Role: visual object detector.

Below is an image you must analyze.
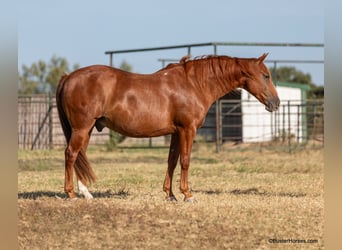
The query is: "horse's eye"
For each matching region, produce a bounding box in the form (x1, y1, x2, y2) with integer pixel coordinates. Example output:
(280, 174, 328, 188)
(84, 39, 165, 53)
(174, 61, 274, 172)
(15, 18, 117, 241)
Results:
(263, 74, 270, 80)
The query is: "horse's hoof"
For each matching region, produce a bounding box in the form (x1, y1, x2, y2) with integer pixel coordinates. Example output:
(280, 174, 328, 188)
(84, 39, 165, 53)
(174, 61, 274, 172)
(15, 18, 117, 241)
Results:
(85, 195, 94, 199)
(166, 196, 178, 202)
(184, 197, 196, 203)
(78, 180, 94, 199)
(81, 193, 94, 199)
(67, 191, 77, 199)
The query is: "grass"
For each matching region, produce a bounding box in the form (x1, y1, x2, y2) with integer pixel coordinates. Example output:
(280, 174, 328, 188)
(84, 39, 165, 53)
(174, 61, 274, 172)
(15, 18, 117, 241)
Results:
(18, 143, 324, 249)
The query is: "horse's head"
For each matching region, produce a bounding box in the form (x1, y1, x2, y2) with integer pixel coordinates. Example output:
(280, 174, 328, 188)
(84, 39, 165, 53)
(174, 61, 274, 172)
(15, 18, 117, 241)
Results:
(239, 53, 280, 112)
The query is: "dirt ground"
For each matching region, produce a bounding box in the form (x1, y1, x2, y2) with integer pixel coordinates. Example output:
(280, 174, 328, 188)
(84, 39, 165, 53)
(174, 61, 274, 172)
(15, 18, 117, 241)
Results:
(18, 144, 324, 249)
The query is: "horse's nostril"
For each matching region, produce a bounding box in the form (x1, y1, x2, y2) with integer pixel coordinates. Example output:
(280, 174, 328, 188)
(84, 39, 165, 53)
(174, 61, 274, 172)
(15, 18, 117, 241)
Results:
(265, 97, 280, 112)
(272, 97, 280, 108)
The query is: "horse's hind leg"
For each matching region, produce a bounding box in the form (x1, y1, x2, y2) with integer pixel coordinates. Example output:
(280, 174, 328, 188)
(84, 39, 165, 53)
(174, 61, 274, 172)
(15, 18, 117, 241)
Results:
(163, 133, 180, 201)
(76, 128, 94, 199)
(64, 129, 91, 199)
(77, 179, 93, 199)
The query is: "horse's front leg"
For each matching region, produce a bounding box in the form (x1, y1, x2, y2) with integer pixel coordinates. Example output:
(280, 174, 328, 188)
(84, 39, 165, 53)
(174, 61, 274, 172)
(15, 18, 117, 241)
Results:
(179, 127, 196, 202)
(163, 133, 180, 201)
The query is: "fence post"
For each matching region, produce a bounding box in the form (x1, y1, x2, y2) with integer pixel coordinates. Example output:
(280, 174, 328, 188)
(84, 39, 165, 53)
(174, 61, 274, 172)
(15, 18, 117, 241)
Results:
(282, 105, 286, 142)
(297, 105, 300, 143)
(287, 101, 291, 153)
(215, 100, 220, 153)
(48, 93, 53, 149)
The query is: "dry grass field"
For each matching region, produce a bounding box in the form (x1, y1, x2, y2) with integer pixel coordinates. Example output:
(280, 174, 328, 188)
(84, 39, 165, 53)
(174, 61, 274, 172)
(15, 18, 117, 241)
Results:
(18, 143, 324, 249)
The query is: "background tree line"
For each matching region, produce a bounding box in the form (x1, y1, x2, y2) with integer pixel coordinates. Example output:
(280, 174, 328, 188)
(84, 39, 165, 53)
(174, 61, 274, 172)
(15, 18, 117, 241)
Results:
(269, 66, 324, 99)
(18, 55, 80, 95)
(18, 55, 323, 99)
(18, 56, 132, 95)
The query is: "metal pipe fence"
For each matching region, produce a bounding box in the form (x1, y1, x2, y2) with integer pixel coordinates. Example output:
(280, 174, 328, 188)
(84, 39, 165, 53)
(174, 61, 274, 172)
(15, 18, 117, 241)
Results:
(18, 94, 323, 151)
(212, 99, 324, 152)
(105, 41, 323, 67)
(18, 95, 111, 150)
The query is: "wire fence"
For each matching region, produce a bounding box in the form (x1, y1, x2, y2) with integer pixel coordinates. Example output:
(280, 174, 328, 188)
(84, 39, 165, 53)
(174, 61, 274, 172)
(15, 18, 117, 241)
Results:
(18, 94, 323, 151)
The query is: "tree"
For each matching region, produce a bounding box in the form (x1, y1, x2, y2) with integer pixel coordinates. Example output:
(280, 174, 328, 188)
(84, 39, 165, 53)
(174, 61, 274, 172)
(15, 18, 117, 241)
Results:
(119, 60, 133, 72)
(18, 55, 79, 95)
(270, 66, 312, 84)
(270, 66, 323, 99)
(309, 85, 324, 99)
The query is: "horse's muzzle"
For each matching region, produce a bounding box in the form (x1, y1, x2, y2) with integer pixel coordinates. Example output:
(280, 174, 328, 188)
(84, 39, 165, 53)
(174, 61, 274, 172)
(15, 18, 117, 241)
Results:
(265, 97, 280, 112)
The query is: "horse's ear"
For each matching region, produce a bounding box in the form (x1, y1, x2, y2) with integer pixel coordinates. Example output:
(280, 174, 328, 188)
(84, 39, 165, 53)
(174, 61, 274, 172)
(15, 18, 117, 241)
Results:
(257, 53, 268, 63)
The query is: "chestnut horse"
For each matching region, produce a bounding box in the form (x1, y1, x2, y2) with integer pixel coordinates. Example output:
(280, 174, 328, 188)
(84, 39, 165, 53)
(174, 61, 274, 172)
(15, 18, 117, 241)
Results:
(56, 53, 279, 201)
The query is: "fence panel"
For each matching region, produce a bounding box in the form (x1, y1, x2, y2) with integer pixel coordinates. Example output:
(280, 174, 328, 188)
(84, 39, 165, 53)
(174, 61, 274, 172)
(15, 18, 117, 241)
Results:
(216, 99, 324, 151)
(18, 95, 111, 149)
(18, 95, 51, 150)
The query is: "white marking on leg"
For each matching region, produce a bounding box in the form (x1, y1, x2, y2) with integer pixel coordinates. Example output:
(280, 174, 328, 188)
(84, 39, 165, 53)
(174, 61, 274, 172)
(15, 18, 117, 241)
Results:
(77, 180, 93, 199)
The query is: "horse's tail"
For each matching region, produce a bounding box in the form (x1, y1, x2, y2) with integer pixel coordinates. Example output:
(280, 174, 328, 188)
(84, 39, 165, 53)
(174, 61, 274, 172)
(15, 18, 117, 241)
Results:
(56, 73, 72, 143)
(56, 74, 96, 184)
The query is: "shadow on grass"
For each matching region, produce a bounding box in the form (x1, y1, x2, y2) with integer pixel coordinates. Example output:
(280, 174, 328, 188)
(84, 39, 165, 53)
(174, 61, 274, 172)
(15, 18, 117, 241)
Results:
(192, 188, 306, 198)
(18, 189, 130, 200)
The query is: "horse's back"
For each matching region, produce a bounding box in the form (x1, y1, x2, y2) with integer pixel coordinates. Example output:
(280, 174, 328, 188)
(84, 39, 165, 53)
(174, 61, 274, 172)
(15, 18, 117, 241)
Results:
(60, 65, 125, 103)
(59, 65, 119, 123)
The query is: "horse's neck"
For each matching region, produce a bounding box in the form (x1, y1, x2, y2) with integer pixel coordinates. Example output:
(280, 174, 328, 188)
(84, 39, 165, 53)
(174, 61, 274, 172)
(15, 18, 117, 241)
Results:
(186, 58, 242, 104)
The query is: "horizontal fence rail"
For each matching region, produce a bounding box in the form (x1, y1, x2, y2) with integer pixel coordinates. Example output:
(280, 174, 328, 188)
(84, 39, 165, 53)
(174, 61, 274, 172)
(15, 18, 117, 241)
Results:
(105, 41, 324, 67)
(18, 94, 323, 151)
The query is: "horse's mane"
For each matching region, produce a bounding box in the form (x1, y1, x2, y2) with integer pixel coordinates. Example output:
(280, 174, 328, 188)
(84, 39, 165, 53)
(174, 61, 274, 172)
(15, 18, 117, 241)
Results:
(157, 55, 192, 72)
(159, 55, 231, 70)
(159, 55, 254, 90)
(182, 55, 243, 88)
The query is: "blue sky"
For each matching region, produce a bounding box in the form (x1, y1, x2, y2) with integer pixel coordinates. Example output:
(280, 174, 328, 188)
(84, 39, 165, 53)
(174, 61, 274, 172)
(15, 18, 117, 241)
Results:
(18, 0, 324, 85)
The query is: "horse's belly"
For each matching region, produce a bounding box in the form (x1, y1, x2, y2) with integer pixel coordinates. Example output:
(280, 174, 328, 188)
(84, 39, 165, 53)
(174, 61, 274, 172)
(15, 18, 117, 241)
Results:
(101, 113, 176, 138)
